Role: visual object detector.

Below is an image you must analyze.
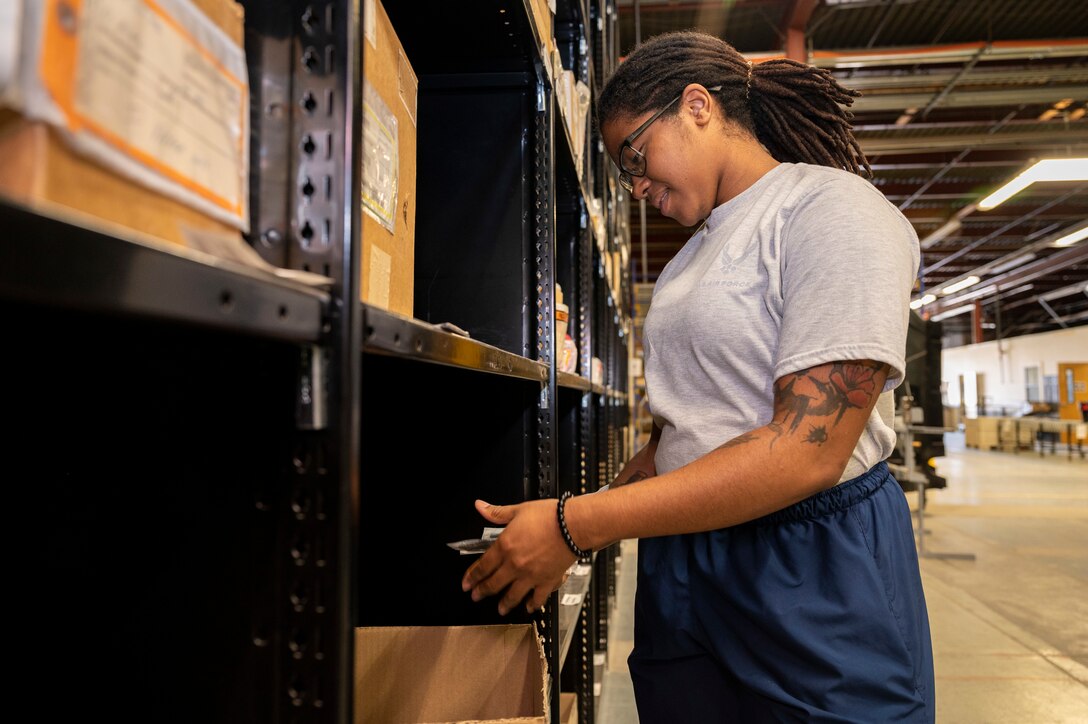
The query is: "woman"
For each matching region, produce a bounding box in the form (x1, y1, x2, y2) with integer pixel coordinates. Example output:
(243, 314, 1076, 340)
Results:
(463, 31, 933, 722)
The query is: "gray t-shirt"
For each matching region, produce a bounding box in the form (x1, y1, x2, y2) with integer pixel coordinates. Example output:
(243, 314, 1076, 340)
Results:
(643, 162, 920, 482)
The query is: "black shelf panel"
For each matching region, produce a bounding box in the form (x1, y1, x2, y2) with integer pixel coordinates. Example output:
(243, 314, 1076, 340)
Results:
(0, 201, 327, 342)
(363, 303, 549, 383)
(384, 0, 542, 74)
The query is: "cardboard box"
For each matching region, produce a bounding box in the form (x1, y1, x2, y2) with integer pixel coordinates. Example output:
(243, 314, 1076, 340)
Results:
(360, 1, 417, 316)
(355, 625, 549, 724)
(559, 692, 577, 724)
(530, 0, 554, 54)
(0, 0, 248, 247)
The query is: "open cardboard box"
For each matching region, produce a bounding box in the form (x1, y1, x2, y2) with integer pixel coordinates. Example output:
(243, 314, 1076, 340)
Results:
(355, 625, 549, 723)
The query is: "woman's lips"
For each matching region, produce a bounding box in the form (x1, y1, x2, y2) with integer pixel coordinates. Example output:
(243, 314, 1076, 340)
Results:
(656, 189, 669, 214)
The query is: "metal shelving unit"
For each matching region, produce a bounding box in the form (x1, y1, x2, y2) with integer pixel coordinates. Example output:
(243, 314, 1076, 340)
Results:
(0, 201, 328, 342)
(2, 0, 627, 721)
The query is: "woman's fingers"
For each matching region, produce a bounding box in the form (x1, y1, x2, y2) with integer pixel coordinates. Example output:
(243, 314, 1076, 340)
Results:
(462, 548, 501, 593)
(525, 585, 552, 613)
(498, 581, 533, 616)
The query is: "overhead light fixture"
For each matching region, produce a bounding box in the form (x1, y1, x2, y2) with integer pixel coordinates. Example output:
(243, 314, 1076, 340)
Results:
(909, 293, 936, 310)
(920, 218, 962, 249)
(940, 275, 981, 295)
(943, 284, 996, 306)
(978, 158, 1088, 210)
(946, 282, 1037, 308)
(1052, 225, 1088, 247)
(987, 252, 1036, 275)
(930, 304, 976, 322)
(1040, 281, 1088, 302)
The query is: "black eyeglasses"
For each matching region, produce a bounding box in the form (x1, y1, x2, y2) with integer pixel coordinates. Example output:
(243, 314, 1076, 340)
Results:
(616, 86, 721, 193)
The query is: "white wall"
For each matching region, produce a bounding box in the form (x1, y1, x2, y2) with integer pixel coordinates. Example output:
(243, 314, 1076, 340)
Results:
(942, 326, 1088, 416)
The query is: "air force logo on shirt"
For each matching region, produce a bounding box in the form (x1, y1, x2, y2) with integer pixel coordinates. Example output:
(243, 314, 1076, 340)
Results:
(700, 237, 757, 289)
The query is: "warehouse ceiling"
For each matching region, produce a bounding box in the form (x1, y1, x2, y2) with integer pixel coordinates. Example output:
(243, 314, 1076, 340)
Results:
(618, 0, 1088, 345)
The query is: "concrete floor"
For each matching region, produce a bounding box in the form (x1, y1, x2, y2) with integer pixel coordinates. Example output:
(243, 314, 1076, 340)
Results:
(597, 433, 1088, 723)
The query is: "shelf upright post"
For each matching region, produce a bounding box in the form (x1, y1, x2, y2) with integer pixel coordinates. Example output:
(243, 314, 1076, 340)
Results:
(531, 59, 563, 722)
(246, 0, 363, 720)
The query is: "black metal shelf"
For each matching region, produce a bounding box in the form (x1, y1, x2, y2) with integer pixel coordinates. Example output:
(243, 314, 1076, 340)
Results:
(386, 1, 542, 74)
(0, 199, 327, 342)
(363, 303, 549, 383)
(559, 371, 593, 390)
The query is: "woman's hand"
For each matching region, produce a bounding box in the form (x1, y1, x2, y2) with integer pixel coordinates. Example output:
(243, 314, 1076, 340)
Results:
(461, 499, 577, 616)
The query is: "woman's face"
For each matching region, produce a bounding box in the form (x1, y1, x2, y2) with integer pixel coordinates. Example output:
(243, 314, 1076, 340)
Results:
(601, 84, 776, 226)
(601, 88, 723, 227)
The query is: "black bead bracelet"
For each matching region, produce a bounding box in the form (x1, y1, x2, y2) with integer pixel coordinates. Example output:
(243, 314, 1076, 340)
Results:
(557, 491, 591, 560)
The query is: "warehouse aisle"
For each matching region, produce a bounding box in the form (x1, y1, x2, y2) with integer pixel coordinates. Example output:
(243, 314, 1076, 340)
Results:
(597, 433, 1087, 723)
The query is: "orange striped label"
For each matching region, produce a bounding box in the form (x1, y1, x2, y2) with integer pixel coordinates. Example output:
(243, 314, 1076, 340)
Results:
(39, 0, 246, 219)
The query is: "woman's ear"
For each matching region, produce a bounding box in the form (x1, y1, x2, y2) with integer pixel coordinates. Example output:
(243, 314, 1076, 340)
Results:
(682, 83, 715, 127)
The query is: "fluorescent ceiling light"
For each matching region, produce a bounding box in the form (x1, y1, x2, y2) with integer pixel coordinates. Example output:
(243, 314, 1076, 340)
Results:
(987, 252, 1036, 275)
(943, 284, 996, 306)
(919, 218, 961, 249)
(978, 158, 1088, 210)
(1053, 225, 1088, 247)
(1040, 281, 1088, 302)
(946, 282, 1037, 308)
(940, 275, 981, 295)
(931, 304, 976, 322)
(909, 293, 936, 310)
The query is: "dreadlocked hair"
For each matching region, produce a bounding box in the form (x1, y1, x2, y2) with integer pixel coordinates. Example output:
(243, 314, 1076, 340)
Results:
(598, 31, 870, 177)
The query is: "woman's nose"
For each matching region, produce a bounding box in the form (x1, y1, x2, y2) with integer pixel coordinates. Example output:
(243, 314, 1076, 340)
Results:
(631, 175, 652, 200)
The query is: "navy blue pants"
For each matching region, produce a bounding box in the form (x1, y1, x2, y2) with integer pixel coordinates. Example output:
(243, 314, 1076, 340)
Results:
(629, 462, 934, 723)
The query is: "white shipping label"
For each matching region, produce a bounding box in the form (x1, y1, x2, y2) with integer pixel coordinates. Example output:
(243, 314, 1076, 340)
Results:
(361, 81, 398, 233)
(561, 593, 583, 606)
(72, 0, 245, 216)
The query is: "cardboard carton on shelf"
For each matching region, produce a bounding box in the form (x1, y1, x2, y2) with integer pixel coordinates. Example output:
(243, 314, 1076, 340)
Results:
(0, 0, 249, 249)
(355, 624, 549, 724)
(530, 0, 555, 55)
(360, 0, 417, 316)
(560, 692, 577, 724)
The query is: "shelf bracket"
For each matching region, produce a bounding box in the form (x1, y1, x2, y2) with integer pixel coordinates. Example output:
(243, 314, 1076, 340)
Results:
(296, 344, 328, 430)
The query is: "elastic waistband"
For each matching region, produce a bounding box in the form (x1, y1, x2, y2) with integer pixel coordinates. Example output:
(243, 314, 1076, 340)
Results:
(748, 461, 891, 526)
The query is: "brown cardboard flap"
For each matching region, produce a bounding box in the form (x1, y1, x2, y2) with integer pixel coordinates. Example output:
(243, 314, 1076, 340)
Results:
(356, 625, 547, 724)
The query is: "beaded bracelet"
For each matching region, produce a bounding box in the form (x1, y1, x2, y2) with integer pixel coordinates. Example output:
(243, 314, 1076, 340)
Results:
(557, 491, 591, 560)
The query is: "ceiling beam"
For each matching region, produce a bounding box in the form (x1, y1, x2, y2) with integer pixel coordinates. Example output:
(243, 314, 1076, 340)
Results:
(783, 0, 819, 61)
(790, 39, 1088, 68)
(858, 128, 1088, 153)
(841, 66, 1088, 91)
(851, 85, 1088, 112)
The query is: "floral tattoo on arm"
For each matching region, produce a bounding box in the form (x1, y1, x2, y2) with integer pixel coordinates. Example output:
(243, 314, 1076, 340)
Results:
(771, 361, 885, 447)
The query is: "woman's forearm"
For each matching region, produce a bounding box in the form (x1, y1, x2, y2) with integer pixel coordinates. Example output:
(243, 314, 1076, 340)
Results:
(567, 361, 888, 550)
(566, 421, 842, 550)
